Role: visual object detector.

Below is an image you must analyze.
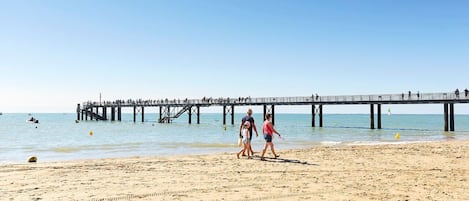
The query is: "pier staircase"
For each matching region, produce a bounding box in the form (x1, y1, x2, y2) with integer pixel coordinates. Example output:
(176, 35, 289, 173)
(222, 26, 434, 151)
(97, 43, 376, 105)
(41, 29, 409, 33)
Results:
(158, 105, 192, 123)
(83, 109, 106, 121)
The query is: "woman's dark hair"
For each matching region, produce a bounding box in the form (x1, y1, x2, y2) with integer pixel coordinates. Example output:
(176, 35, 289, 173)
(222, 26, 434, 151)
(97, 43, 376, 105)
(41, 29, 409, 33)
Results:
(265, 113, 271, 119)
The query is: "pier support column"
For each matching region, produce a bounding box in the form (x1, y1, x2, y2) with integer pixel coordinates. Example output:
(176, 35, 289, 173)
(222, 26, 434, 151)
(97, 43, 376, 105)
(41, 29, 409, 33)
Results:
(231, 105, 235, 125)
(377, 104, 382, 129)
(223, 105, 227, 125)
(370, 104, 375, 129)
(159, 106, 162, 122)
(197, 106, 200, 124)
(117, 107, 122, 121)
(141, 107, 144, 122)
(271, 105, 275, 125)
(76, 104, 80, 121)
(262, 105, 275, 125)
(188, 106, 192, 124)
(90, 108, 94, 121)
(95, 107, 99, 121)
(81, 110, 84, 121)
(444, 103, 449, 131)
(89, 108, 93, 121)
(450, 103, 455, 131)
(85, 108, 89, 120)
(311, 105, 316, 127)
(223, 105, 235, 125)
(133, 106, 136, 123)
(319, 105, 323, 127)
(166, 106, 171, 123)
(111, 107, 115, 121)
(103, 107, 107, 120)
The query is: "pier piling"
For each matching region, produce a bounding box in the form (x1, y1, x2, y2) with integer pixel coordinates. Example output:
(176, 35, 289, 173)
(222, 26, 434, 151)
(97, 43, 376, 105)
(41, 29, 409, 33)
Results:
(117, 107, 122, 121)
(76, 104, 80, 121)
(377, 104, 382, 129)
(196, 106, 200, 124)
(370, 104, 375, 129)
(159, 106, 162, 122)
(231, 105, 235, 125)
(141, 107, 144, 122)
(223, 106, 226, 125)
(103, 107, 107, 120)
(111, 107, 115, 121)
(188, 106, 192, 124)
(311, 104, 316, 127)
(319, 105, 323, 127)
(450, 103, 455, 131)
(263, 105, 275, 125)
(444, 103, 449, 131)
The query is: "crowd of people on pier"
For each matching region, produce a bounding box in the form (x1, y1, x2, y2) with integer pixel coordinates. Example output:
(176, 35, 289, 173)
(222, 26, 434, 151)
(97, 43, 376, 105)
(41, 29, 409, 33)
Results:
(454, 88, 469, 98)
(83, 89, 469, 108)
(84, 96, 255, 107)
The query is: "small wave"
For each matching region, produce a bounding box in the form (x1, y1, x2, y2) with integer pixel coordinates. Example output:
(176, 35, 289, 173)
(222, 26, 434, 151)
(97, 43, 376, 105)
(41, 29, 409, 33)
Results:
(189, 143, 234, 148)
(319, 141, 343, 146)
(53, 147, 81, 153)
(159, 142, 235, 148)
(345, 140, 436, 146)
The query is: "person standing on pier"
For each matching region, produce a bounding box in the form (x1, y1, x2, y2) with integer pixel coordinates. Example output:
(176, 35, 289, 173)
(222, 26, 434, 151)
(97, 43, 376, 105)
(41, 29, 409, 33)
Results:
(455, 89, 460, 98)
(465, 88, 468, 98)
(239, 109, 259, 156)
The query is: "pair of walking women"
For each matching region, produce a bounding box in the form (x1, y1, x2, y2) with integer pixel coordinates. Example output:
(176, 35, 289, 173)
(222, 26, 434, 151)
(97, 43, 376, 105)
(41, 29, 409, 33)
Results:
(237, 109, 281, 160)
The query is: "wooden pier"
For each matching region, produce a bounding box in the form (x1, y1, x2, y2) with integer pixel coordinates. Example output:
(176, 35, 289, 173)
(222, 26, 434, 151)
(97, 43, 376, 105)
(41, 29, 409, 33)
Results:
(77, 92, 469, 131)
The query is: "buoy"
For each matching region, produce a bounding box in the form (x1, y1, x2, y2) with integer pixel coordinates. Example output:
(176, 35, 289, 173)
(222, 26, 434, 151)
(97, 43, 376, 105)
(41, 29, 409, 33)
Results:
(28, 156, 37, 163)
(89, 130, 93, 136)
(395, 132, 400, 140)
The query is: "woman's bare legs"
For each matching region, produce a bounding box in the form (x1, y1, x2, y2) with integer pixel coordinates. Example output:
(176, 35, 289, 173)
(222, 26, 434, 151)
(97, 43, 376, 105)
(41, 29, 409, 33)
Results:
(246, 143, 252, 159)
(237, 146, 246, 159)
(261, 143, 269, 160)
(269, 142, 279, 158)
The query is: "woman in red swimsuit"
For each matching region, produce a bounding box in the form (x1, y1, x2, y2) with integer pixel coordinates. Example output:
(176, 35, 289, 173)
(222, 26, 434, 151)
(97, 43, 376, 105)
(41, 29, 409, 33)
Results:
(261, 113, 281, 161)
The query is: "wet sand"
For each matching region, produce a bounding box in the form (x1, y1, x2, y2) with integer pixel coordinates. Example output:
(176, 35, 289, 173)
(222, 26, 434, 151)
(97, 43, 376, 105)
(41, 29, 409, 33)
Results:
(1, 140, 468, 201)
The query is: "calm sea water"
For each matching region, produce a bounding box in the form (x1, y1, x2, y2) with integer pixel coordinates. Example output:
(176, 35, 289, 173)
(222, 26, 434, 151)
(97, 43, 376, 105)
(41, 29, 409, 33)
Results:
(1, 113, 468, 163)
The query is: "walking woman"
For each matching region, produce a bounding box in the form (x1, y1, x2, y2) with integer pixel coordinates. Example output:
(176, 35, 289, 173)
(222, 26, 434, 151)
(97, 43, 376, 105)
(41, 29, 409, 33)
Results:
(261, 113, 281, 161)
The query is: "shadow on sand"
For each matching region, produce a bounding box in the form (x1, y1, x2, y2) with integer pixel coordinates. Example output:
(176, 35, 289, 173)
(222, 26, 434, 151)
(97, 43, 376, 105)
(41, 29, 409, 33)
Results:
(251, 155, 319, 166)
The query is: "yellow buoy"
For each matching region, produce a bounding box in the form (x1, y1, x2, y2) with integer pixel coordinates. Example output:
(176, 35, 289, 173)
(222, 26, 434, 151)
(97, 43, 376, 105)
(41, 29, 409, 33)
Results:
(395, 132, 400, 140)
(89, 130, 93, 136)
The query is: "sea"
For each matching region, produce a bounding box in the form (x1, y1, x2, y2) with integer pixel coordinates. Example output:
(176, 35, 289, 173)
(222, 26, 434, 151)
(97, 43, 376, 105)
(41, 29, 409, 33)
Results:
(1, 113, 468, 164)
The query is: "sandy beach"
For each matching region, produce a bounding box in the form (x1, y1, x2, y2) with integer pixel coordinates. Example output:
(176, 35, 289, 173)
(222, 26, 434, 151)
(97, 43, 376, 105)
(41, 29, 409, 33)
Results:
(1, 140, 468, 201)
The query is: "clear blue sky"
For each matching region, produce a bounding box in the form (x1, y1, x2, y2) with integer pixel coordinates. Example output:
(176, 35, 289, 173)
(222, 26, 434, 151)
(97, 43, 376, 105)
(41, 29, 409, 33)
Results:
(1, 0, 468, 113)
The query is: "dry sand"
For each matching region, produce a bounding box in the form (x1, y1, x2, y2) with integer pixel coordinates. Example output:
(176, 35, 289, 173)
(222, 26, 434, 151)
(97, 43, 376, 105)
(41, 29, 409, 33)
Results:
(1, 140, 468, 201)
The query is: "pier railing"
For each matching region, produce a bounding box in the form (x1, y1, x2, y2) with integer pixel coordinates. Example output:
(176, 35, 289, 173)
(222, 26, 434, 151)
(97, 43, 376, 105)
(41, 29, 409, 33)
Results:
(81, 92, 466, 108)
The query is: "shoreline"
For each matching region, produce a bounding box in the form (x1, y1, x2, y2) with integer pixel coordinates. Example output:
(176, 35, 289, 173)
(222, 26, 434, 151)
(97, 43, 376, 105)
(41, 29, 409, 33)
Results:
(2, 138, 465, 165)
(2, 140, 468, 200)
